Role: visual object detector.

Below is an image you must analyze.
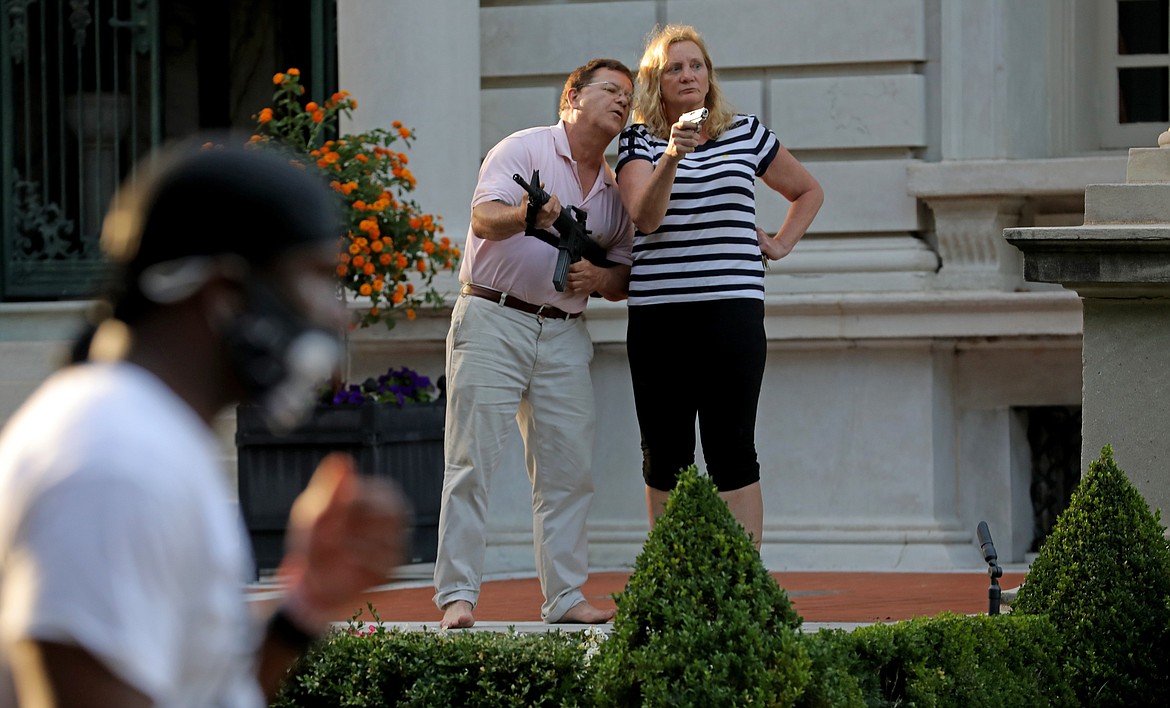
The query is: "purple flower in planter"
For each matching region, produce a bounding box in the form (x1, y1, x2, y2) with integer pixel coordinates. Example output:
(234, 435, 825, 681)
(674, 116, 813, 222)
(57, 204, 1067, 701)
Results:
(321, 366, 438, 407)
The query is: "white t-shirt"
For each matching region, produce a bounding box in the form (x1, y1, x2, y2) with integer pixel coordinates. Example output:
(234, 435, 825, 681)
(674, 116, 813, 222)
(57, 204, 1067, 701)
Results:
(0, 362, 263, 707)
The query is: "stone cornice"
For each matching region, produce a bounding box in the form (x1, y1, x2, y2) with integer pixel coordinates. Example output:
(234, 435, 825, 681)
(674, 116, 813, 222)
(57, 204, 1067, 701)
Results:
(908, 155, 1128, 198)
(1005, 224, 1170, 297)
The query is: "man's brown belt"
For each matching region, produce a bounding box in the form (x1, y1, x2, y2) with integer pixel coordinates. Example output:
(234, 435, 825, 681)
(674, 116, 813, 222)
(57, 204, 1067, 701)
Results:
(461, 283, 582, 320)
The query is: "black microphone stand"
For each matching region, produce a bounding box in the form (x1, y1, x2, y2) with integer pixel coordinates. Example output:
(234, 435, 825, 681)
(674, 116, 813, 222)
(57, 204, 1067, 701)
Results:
(977, 521, 1003, 615)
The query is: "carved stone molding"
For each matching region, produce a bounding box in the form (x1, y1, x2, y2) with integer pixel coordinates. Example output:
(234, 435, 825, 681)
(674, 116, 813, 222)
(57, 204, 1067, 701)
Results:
(923, 196, 1025, 290)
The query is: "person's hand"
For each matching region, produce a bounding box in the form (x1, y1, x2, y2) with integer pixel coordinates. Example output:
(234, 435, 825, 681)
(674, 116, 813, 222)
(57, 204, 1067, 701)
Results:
(757, 227, 794, 261)
(532, 192, 563, 231)
(277, 452, 410, 631)
(664, 118, 702, 160)
(564, 260, 605, 295)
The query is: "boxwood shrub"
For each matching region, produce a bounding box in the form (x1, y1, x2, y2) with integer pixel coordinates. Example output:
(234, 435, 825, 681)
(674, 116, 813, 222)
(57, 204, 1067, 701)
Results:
(590, 466, 811, 707)
(1011, 444, 1170, 705)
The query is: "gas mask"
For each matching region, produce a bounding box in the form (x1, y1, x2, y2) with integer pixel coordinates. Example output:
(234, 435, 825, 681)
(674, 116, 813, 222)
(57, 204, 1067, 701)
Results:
(219, 277, 343, 434)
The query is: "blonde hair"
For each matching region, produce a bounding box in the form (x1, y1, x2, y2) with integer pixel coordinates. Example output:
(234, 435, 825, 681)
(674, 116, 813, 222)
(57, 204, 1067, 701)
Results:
(632, 24, 736, 140)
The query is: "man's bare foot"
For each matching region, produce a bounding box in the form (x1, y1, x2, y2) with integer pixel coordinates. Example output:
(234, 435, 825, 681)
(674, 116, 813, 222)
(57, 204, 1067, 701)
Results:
(440, 600, 475, 629)
(554, 601, 615, 624)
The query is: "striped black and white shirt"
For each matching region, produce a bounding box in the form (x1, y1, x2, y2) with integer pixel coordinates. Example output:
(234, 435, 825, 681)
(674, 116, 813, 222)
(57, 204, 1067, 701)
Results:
(615, 114, 780, 306)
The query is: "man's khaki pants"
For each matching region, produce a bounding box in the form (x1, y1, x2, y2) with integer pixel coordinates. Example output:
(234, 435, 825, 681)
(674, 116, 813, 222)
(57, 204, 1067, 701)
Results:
(432, 293, 596, 622)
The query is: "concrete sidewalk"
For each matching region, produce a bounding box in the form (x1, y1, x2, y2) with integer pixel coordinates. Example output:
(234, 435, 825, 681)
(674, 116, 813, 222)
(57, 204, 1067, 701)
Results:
(248, 564, 1028, 634)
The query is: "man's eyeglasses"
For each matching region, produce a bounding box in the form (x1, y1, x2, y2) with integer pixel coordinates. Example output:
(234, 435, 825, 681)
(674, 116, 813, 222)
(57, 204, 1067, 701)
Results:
(581, 81, 633, 102)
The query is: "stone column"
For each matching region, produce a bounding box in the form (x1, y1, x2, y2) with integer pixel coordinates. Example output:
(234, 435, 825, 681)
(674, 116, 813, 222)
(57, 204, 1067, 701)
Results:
(335, 1, 480, 250)
(1005, 136, 1170, 516)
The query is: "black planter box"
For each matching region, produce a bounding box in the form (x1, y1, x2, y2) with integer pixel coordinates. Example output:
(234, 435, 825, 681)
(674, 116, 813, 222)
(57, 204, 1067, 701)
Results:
(235, 400, 445, 578)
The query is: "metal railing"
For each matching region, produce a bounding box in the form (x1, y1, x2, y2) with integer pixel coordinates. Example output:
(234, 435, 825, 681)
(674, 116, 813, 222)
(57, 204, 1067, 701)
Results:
(2, 0, 159, 299)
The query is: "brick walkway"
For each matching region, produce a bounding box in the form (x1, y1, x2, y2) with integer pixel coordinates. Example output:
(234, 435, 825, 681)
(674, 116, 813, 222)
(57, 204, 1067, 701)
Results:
(254, 568, 1027, 626)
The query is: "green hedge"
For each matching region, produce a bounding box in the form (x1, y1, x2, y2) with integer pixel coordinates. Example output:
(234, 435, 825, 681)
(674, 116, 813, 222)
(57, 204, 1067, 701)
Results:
(798, 613, 1074, 707)
(272, 611, 1074, 707)
(271, 449, 1170, 706)
(272, 619, 598, 707)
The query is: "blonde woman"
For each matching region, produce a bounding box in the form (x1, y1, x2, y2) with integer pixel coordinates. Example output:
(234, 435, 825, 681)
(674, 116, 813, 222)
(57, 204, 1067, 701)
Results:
(615, 24, 823, 549)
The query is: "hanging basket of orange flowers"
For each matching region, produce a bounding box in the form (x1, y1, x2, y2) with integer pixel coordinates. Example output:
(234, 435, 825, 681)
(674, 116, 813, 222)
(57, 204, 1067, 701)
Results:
(249, 68, 461, 329)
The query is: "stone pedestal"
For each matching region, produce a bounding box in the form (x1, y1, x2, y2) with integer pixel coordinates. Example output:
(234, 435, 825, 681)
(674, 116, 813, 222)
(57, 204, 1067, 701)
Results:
(1005, 141, 1170, 516)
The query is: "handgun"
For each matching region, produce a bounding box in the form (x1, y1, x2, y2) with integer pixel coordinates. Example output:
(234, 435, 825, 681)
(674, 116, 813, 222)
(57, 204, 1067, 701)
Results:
(680, 107, 709, 126)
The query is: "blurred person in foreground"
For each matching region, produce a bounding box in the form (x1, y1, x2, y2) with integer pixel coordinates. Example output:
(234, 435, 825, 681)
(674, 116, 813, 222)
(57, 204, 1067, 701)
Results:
(0, 141, 408, 707)
(433, 58, 635, 629)
(615, 25, 823, 549)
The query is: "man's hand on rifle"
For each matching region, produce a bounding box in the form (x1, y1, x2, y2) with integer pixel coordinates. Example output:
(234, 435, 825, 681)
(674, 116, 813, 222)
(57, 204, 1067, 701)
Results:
(565, 260, 631, 301)
(564, 260, 603, 295)
(524, 192, 562, 232)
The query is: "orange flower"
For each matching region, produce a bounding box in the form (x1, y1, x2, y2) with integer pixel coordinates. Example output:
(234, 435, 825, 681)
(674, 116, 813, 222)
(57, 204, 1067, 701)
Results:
(406, 308, 416, 321)
(250, 69, 461, 329)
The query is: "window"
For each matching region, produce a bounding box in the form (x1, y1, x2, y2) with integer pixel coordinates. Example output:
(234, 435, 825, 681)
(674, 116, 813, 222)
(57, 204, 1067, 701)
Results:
(1101, 0, 1170, 148)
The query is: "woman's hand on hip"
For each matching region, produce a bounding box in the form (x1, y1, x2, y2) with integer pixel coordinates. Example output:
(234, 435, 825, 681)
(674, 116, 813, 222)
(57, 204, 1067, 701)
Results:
(757, 227, 794, 261)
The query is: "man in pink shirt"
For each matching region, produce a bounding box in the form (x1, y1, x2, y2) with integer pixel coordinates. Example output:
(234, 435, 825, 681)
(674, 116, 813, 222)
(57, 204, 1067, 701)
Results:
(434, 58, 635, 628)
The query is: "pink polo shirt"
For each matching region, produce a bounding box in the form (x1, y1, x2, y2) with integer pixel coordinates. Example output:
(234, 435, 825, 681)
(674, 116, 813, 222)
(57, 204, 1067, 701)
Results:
(459, 121, 633, 313)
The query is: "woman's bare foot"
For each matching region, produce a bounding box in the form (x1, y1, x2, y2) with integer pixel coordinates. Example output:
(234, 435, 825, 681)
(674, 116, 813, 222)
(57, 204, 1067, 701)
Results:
(440, 600, 475, 629)
(554, 601, 615, 624)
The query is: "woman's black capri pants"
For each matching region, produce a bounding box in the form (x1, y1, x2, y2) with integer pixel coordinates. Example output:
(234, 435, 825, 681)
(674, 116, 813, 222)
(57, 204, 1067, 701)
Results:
(626, 297, 766, 492)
